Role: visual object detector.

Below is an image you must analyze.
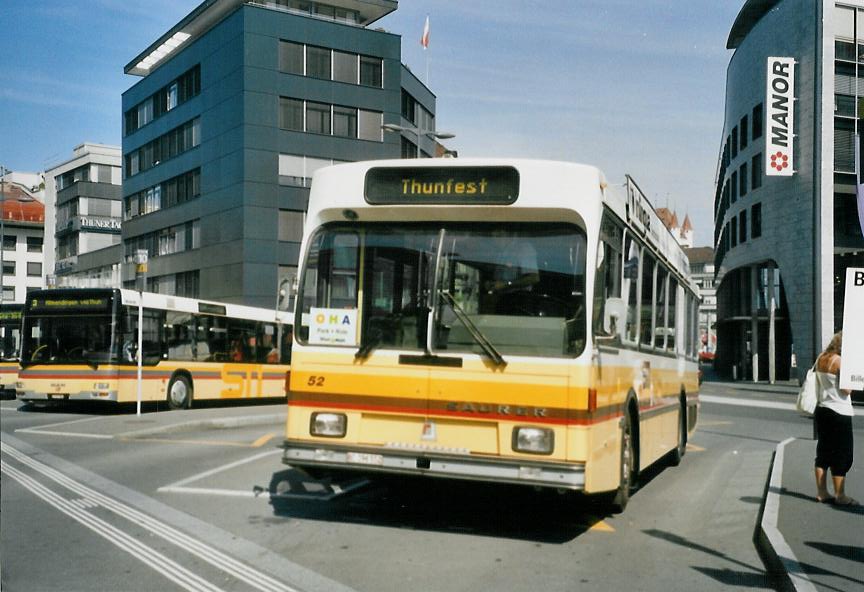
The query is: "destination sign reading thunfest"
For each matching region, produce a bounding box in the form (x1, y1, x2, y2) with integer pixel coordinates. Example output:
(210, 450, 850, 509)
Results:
(365, 166, 519, 205)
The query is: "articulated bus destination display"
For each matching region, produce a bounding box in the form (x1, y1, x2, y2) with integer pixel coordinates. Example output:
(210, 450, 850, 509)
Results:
(28, 296, 112, 313)
(365, 166, 519, 205)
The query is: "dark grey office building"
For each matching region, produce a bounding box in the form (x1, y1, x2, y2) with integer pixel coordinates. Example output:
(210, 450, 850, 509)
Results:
(121, 0, 437, 307)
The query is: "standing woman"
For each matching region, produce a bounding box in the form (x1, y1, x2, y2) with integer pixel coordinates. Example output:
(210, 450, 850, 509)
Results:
(813, 331, 857, 505)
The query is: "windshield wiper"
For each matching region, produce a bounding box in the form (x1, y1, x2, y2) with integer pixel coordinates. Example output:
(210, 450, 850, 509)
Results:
(439, 291, 507, 368)
(355, 328, 382, 361)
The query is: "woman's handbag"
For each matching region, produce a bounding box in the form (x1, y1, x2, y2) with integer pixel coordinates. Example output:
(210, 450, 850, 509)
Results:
(796, 362, 820, 415)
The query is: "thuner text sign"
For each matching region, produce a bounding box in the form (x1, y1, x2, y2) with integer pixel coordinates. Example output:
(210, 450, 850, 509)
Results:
(765, 57, 795, 177)
(365, 167, 519, 205)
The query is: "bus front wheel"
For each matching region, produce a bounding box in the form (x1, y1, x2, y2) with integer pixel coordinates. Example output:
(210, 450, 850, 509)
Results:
(167, 375, 192, 410)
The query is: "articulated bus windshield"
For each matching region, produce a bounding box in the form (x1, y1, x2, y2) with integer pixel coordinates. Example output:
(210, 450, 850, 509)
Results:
(21, 299, 117, 367)
(298, 223, 587, 357)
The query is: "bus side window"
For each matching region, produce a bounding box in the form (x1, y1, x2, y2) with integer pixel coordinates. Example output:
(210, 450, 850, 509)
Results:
(654, 267, 668, 350)
(667, 280, 678, 353)
(640, 253, 656, 348)
(593, 216, 623, 341)
(622, 234, 640, 344)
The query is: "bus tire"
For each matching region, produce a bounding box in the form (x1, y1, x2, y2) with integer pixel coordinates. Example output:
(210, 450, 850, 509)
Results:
(610, 407, 636, 513)
(167, 374, 192, 410)
(669, 395, 687, 466)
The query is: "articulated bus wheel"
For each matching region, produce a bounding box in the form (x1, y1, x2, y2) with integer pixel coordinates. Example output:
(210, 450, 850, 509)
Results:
(167, 375, 192, 410)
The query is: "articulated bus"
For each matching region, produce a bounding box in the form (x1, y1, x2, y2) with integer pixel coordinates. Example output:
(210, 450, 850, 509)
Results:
(1, 303, 23, 399)
(17, 288, 293, 408)
(283, 159, 700, 511)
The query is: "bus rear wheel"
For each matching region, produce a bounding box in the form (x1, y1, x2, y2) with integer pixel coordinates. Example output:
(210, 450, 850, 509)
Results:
(167, 375, 192, 410)
(610, 410, 636, 513)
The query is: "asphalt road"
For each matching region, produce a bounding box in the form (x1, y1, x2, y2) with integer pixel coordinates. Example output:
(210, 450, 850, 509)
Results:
(0, 382, 821, 592)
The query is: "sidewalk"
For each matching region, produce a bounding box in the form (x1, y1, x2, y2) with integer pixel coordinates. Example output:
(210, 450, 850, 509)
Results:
(759, 431, 864, 591)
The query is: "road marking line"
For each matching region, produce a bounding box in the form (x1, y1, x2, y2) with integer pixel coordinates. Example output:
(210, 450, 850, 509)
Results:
(700, 394, 863, 416)
(251, 432, 275, 448)
(588, 519, 615, 532)
(1, 459, 224, 592)
(119, 436, 251, 447)
(14, 429, 114, 439)
(2, 441, 297, 592)
(161, 449, 282, 490)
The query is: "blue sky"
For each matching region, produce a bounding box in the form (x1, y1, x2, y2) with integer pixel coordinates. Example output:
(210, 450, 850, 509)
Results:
(0, 0, 743, 246)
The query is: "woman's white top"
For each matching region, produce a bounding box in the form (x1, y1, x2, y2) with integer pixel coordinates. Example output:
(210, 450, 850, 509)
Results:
(815, 355, 854, 417)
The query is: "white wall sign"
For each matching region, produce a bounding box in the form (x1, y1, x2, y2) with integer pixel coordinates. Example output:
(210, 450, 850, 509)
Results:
(308, 307, 358, 346)
(765, 57, 795, 177)
(839, 267, 864, 391)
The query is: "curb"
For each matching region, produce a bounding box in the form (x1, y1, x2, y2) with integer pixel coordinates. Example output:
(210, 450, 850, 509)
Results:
(757, 437, 817, 592)
(118, 412, 287, 439)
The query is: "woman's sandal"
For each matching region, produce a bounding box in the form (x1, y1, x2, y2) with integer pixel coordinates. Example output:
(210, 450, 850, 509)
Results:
(817, 496, 835, 504)
(834, 497, 859, 506)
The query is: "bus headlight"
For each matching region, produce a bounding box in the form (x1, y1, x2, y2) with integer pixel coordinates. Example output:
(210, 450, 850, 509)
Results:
(310, 412, 347, 438)
(512, 426, 554, 455)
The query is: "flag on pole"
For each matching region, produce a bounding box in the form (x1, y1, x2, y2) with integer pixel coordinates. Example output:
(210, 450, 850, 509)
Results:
(857, 134, 864, 238)
(421, 16, 430, 49)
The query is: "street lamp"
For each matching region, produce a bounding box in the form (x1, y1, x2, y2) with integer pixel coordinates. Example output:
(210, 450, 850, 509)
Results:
(381, 124, 455, 157)
(0, 166, 10, 306)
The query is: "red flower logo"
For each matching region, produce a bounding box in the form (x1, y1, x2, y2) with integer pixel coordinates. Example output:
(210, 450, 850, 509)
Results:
(770, 151, 789, 171)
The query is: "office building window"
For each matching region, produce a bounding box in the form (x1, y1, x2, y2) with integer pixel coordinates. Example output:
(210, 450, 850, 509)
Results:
(278, 154, 345, 187)
(26, 236, 43, 253)
(333, 50, 358, 84)
(752, 103, 763, 140)
(124, 118, 200, 178)
(752, 203, 762, 239)
(27, 262, 41, 277)
(278, 210, 305, 242)
(124, 65, 200, 135)
(333, 105, 357, 138)
(739, 162, 748, 197)
(401, 136, 418, 158)
(360, 55, 383, 87)
(306, 101, 331, 134)
(730, 216, 738, 247)
(279, 40, 304, 75)
(306, 45, 331, 80)
(2, 236, 16, 251)
(739, 209, 747, 243)
(358, 109, 383, 141)
(740, 116, 748, 149)
(731, 170, 738, 203)
(2, 287, 13, 301)
(279, 97, 304, 131)
(731, 126, 738, 158)
(751, 154, 762, 190)
(2, 261, 14, 275)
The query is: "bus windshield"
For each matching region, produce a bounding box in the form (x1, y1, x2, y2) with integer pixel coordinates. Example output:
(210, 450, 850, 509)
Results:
(1, 307, 22, 361)
(21, 313, 116, 367)
(298, 223, 587, 357)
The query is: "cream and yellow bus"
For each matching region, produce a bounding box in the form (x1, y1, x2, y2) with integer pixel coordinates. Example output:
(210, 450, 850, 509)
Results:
(283, 159, 699, 511)
(1, 303, 23, 400)
(17, 288, 292, 409)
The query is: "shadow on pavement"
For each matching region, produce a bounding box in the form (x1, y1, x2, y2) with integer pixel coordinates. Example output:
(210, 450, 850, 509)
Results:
(266, 468, 617, 544)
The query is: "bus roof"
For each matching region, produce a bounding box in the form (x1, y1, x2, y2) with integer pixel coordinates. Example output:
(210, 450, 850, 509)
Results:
(307, 158, 694, 289)
(24, 288, 292, 326)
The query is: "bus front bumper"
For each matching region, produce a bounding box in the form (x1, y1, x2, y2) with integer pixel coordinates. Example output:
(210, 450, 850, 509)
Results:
(18, 390, 118, 402)
(282, 441, 585, 490)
